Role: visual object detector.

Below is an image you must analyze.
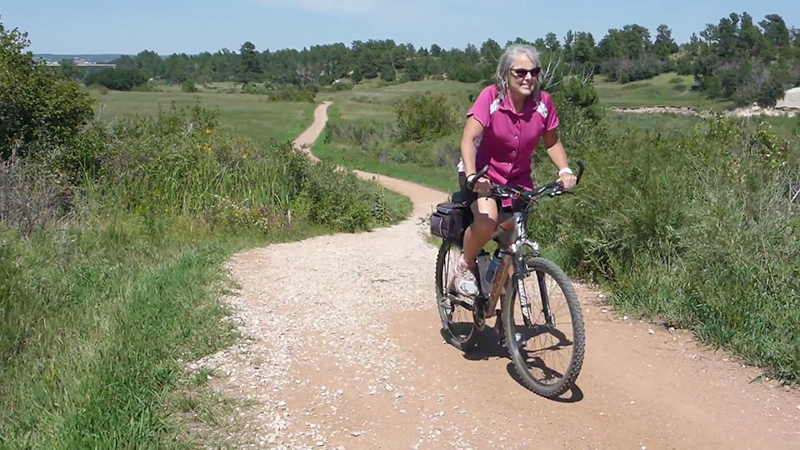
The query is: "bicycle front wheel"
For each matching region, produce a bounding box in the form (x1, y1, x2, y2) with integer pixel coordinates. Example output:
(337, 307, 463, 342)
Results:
(501, 256, 585, 398)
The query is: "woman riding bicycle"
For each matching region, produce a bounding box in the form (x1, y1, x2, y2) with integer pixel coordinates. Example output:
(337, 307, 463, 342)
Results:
(452, 43, 577, 298)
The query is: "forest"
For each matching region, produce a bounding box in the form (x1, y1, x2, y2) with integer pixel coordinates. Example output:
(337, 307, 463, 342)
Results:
(57, 11, 800, 108)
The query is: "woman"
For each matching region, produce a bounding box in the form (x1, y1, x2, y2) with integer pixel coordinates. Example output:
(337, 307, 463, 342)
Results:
(452, 44, 577, 298)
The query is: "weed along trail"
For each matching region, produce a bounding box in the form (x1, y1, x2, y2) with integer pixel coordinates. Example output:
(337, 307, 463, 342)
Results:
(195, 101, 799, 450)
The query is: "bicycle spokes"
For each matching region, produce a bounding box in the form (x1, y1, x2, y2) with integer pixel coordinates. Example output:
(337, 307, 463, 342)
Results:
(509, 264, 578, 388)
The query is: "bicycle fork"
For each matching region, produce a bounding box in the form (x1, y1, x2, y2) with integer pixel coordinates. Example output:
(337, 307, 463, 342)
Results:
(511, 240, 553, 329)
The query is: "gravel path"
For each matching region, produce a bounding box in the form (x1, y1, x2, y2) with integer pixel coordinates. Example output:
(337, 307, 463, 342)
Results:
(191, 102, 799, 450)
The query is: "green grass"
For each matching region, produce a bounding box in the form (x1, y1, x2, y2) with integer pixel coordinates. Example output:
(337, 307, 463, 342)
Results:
(317, 79, 479, 120)
(88, 89, 316, 145)
(0, 216, 266, 449)
(593, 72, 733, 109)
(316, 102, 463, 194)
(1, 94, 412, 448)
(313, 140, 459, 194)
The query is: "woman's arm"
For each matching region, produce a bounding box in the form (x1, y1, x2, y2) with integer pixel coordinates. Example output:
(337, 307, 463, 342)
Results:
(460, 116, 483, 179)
(543, 128, 577, 189)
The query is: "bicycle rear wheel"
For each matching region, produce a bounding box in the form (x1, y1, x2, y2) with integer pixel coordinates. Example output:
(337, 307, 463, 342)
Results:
(501, 256, 585, 398)
(435, 239, 479, 351)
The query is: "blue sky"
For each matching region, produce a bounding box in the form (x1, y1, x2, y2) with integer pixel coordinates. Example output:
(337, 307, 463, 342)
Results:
(3, 0, 798, 55)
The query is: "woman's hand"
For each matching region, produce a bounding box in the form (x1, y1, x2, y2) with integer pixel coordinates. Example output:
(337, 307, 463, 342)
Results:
(468, 175, 493, 196)
(559, 171, 577, 191)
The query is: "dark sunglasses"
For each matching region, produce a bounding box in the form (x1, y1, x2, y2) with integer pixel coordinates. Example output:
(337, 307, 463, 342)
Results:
(510, 67, 541, 78)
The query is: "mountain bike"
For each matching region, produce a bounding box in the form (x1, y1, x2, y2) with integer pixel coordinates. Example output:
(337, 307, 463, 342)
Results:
(430, 161, 585, 399)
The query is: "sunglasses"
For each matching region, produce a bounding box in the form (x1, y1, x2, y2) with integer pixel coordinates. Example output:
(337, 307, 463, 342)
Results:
(510, 67, 541, 78)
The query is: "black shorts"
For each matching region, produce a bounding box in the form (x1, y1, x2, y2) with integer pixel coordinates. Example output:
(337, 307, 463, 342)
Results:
(457, 171, 505, 211)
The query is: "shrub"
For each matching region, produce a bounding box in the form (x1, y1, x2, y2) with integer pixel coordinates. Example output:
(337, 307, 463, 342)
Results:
(331, 80, 354, 91)
(0, 157, 72, 237)
(182, 80, 198, 93)
(527, 114, 800, 382)
(551, 76, 604, 124)
(83, 67, 148, 91)
(266, 84, 316, 102)
(0, 20, 95, 160)
(394, 92, 459, 143)
(602, 56, 661, 83)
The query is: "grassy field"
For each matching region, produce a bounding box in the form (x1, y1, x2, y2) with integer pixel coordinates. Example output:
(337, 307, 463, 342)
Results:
(592, 72, 734, 109)
(317, 79, 479, 120)
(87, 88, 316, 145)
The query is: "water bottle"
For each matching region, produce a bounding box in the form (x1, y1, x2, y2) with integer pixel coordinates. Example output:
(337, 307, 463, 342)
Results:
(485, 251, 502, 286)
(475, 253, 491, 281)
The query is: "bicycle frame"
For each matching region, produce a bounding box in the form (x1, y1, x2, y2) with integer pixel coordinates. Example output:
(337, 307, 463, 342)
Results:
(469, 161, 584, 327)
(479, 208, 542, 328)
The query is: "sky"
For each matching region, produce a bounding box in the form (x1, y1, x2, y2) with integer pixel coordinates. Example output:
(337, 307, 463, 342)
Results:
(2, 0, 798, 55)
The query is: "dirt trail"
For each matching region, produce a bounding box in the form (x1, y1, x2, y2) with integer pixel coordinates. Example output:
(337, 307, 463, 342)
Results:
(195, 102, 799, 450)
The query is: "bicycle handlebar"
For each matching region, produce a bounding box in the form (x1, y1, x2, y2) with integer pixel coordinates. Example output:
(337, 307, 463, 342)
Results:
(466, 160, 585, 202)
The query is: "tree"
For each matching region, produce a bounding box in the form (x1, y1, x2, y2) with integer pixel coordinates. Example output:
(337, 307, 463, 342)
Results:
(404, 60, 424, 82)
(653, 24, 679, 59)
(0, 17, 94, 160)
(238, 41, 262, 88)
(351, 66, 363, 83)
(58, 59, 82, 81)
(379, 60, 396, 82)
(545, 32, 561, 52)
(571, 32, 598, 70)
(479, 38, 502, 63)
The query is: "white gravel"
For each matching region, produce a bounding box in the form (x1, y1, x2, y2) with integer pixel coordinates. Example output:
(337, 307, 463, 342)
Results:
(189, 217, 444, 449)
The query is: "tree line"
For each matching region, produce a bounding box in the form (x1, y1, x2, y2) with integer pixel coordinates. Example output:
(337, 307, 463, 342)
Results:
(65, 11, 800, 107)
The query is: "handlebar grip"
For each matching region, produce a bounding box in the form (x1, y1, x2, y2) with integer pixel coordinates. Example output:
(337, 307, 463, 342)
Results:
(466, 165, 490, 191)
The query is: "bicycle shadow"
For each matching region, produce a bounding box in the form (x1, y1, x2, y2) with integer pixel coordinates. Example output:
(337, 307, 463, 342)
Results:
(440, 327, 585, 403)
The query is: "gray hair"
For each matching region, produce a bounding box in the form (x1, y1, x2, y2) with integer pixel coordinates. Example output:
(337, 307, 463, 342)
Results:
(493, 44, 543, 101)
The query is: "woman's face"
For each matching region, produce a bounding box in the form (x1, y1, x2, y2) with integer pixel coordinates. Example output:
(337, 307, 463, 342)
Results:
(508, 55, 539, 97)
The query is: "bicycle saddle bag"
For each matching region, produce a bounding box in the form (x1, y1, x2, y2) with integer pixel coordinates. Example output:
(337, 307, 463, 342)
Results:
(430, 201, 470, 240)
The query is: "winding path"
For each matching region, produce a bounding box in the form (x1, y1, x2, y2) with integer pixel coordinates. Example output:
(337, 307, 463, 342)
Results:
(195, 101, 799, 450)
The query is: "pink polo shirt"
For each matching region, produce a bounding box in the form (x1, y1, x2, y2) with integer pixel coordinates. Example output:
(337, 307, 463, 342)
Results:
(463, 84, 559, 200)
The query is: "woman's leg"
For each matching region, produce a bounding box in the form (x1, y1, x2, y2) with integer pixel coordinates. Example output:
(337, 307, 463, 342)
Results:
(464, 196, 498, 263)
(451, 196, 498, 297)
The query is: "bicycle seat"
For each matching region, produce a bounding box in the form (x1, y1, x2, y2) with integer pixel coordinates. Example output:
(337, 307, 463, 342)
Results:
(450, 190, 468, 204)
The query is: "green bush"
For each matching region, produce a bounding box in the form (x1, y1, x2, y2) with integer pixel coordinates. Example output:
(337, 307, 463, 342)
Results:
(266, 84, 315, 102)
(0, 20, 95, 160)
(528, 114, 800, 382)
(394, 92, 459, 143)
(83, 67, 148, 91)
(181, 80, 198, 92)
(551, 76, 604, 124)
(331, 80, 354, 91)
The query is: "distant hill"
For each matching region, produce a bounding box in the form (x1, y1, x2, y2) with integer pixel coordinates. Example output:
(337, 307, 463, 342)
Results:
(34, 54, 125, 63)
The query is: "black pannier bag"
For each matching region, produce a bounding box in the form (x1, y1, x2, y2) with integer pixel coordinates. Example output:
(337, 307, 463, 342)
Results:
(430, 200, 471, 240)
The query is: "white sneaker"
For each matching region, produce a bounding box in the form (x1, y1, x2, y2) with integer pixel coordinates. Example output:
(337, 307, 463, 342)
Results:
(450, 259, 478, 297)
